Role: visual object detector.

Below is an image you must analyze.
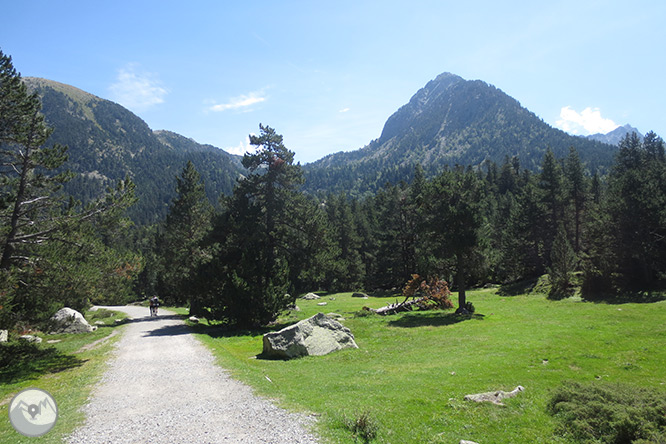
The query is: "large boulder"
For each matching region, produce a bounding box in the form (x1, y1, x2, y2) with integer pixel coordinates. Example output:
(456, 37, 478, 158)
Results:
(49, 307, 95, 334)
(263, 313, 358, 359)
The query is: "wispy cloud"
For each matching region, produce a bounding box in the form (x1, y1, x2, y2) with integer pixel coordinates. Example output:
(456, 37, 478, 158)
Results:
(209, 90, 267, 112)
(339, 107, 351, 113)
(555, 106, 619, 135)
(109, 63, 168, 112)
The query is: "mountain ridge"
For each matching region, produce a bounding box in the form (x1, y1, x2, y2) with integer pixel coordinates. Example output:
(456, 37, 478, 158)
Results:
(303, 73, 617, 195)
(24, 77, 246, 224)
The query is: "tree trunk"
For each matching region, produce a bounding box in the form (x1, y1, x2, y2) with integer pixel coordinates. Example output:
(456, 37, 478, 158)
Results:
(456, 255, 467, 312)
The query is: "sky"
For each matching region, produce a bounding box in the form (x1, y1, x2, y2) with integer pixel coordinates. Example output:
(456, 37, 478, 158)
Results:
(2, 1, 665, 163)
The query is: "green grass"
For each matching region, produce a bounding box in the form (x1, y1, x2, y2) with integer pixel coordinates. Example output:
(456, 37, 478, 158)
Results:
(0, 309, 127, 444)
(191, 290, 666, 443)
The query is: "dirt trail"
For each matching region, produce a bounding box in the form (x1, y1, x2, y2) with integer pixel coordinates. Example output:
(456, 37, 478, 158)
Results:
(66, 305, 319, 444)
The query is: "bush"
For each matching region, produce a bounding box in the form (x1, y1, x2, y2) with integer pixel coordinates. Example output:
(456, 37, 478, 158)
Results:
(547, 381, 666, 443)
(342, 410, 379, 443)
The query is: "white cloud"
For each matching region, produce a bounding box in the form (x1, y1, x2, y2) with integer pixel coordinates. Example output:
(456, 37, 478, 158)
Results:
(223, 136, 257, 156)
(555, 106, 619, 135)
(209, 91, 266, 112)
(109, 63, 168, 112)
(339, 107, 351, 113)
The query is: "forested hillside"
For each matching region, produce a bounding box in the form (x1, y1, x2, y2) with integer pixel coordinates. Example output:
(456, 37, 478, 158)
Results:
(25, 78, 245, 224)
(304, 73, 617, 196)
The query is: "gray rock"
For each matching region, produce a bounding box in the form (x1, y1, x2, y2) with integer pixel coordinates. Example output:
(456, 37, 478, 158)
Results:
(352, 292, 369, 299)
(20, 334, 42, 343)
(302, 293, 321, 300)
(188, 316, 200, 323)
(317, 302, 328, 306)
(49, 307, 95, 334)
(0, 330, 7, 342)
(460, 441, 479, 444)
(263, 313, 358, 359)
(464, 386, 524, 406)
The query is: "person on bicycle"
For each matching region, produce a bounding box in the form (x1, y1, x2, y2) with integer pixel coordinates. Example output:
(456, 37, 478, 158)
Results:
(149, 296, 159, 317)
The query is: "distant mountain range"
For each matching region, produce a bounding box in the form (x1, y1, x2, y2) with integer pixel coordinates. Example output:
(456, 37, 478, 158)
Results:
(26, 74, 622, 221)
(585, 124, 642, 145)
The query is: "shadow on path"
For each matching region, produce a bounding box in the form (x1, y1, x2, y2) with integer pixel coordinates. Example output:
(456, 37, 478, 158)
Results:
(143, 323, 193, 337)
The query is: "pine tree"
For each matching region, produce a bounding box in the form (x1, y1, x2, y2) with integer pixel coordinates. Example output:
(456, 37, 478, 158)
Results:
(154, 161, 212, 310)
(538, 148, 565, 268)
(199, 125, 304, 328)
(564, 146, 588, 253)
(424, 167, 484, 312)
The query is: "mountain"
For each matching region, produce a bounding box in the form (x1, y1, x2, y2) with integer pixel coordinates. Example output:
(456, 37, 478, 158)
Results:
(25, 78, 245, 224)
(586, 124, 642, 145)
(303, 73, 617, 195)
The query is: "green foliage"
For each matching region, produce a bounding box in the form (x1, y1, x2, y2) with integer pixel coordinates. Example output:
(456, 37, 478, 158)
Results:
(583, 132, 666, 297)
(548, 224, 577, 299)
(548, 381, 666, 443)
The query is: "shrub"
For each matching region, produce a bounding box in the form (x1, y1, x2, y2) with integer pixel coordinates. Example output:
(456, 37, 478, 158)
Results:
(547, 381, 666, 443)
(342, 410, 379, 443)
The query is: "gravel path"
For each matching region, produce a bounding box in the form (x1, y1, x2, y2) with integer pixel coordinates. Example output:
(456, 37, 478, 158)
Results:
(66, 306, 321, 444)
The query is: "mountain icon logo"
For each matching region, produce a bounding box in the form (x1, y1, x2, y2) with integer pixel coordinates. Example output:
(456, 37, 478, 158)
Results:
(9, 388, 58, 437)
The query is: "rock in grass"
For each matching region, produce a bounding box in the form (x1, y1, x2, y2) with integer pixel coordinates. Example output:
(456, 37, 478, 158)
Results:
(262, 313, 358, 359)
(352, 292, 369, 298)
(49, 307, 95, 334)
(19, 335, 42, 343)
(464, 386, 524, 406)
(0, 330, 7, 342)
(302, 293, 321, 300)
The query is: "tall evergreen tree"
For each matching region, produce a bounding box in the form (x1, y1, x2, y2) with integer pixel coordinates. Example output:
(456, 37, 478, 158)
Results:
(538, 148, 565, 267)
(424, 167, 484, 311)
(198, 125, 305, 328)
(154, 161, 212, 310)
(564, 146, 588, 253)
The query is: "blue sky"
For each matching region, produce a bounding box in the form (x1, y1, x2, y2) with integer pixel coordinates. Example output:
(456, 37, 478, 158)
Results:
(3, 1, 665, 163)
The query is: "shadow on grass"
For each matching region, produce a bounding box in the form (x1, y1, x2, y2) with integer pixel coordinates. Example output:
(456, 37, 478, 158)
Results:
(388, 311, 485, 328)
(0, 342, 86, 384)
(497, 277, 540, 296)
(582, 291, 666, 304)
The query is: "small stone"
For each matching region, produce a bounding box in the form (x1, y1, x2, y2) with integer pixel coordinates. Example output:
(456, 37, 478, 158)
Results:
(47, 339, 62, 344)
(317, 302, 328, 306)
(188, 316, 200, 323)
(352, 292, 369, 299)
(302, 293, 321, 300)
(0, 330, 7, 343)
(20, 334, 42, 344)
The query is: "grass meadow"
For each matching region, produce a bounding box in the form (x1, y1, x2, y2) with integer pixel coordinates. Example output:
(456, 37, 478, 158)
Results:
(192, 289, 666, 443)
